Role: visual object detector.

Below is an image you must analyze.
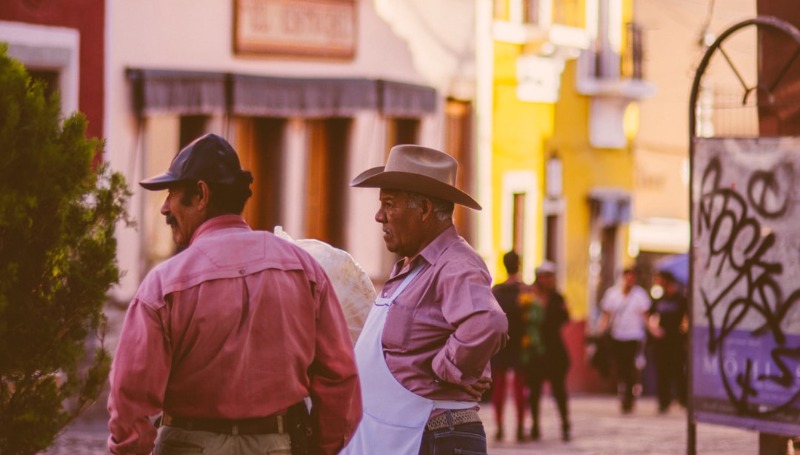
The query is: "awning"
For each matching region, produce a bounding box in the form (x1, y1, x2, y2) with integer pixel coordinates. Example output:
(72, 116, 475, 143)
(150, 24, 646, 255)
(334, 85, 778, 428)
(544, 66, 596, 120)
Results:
(656, 253, 689, 286)
(232, 75, 378, 118)
(588, 187, 632, 226)
(126, 68, 437, 118)
(126, 69, 227, 116)
(629, 218, 690, 254)
(379, 80, 437, 117)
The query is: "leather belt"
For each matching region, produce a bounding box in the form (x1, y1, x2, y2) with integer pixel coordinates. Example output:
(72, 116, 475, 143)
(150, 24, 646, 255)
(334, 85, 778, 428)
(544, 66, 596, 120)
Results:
(162, 412, 286, 435)
(425, 409, 481, 431)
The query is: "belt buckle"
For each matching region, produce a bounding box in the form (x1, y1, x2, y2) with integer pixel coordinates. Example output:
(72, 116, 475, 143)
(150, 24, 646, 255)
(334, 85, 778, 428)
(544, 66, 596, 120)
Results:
(231, 423, 239, 435)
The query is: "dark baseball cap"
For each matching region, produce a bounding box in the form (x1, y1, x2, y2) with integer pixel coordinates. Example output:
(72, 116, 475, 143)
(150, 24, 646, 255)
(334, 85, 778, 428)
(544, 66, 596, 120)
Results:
(139, 134, 246, 191)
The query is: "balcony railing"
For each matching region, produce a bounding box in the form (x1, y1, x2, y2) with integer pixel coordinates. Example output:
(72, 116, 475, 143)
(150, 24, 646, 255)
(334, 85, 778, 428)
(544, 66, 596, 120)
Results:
(624, 21, 644, 80)
(494, 0, 585, 29)
(585, 21, 645, 80)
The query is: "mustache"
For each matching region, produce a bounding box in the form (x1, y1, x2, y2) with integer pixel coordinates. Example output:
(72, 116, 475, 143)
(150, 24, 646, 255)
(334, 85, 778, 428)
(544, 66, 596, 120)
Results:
(165, 215, 177, 227)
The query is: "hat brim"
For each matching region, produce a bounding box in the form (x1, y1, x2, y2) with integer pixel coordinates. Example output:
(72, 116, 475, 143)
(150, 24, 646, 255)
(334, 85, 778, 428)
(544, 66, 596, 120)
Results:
(139, 172, 181, 191)
(351, 167, 481, 210)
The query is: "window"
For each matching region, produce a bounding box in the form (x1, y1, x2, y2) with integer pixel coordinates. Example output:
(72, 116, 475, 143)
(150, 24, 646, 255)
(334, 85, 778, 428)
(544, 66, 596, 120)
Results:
(496, 0, 542, 24)
(544, 213, 559, 261)
(597, 225, 619, 303)
(513, 193, 526, 253)
(494, 0, 587, 27)
(444, 99, 474, 242)
(523, 0, 540, 24)
(237, 117, 286, 231)
(179, 115, 209, 148)
(494, 0, 510, 21)
(28, 69, 60, 103)
(306, 118, 351, 249)
(385, 118, 420, 151)
(501, 171, 538, 281)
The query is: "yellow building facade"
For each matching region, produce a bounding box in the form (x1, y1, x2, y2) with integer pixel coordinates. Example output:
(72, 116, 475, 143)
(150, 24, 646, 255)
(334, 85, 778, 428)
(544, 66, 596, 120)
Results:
(487, 0, 653, 391)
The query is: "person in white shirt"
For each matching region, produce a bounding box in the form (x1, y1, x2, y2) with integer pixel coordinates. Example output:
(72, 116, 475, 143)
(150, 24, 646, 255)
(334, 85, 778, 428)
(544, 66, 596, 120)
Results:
(598, 267, 651, 413)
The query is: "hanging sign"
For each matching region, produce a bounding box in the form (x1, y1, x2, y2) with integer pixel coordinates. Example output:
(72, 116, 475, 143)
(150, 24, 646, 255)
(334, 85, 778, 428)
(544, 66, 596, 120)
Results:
(692, 137, 800, 436)
(234, 0, 356, 58)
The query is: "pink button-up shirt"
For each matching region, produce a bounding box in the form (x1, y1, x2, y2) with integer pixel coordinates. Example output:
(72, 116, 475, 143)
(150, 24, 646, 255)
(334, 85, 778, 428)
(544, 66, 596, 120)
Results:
(381, 226, 508, 401)
(108, 215, 361, 454)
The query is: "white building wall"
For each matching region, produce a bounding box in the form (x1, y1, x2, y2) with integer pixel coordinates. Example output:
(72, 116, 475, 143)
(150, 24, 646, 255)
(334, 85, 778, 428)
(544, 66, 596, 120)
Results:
(105, 0, 443, 299)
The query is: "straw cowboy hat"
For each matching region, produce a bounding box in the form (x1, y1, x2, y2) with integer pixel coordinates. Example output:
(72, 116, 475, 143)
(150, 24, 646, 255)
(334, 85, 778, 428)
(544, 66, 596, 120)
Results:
(350, 144, 481, 210)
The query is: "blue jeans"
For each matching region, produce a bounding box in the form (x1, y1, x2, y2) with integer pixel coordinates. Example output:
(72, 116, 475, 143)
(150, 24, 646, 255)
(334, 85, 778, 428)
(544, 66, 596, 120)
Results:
(153, 425, 291, 455)
(419, 422, 488, 455)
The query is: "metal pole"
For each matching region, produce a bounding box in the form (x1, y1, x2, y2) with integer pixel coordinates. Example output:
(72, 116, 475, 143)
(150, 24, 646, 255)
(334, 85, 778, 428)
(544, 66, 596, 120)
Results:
(759, 433, 793, 455)
(687, 16, 800, 455)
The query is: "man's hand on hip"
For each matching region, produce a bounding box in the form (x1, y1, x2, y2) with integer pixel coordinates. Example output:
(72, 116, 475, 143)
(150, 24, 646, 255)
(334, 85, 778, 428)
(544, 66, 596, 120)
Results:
(460, 376, 492, 399)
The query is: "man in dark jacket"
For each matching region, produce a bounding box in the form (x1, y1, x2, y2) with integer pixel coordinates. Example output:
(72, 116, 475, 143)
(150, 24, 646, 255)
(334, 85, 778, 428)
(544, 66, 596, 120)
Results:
(648, 270, 688, 413)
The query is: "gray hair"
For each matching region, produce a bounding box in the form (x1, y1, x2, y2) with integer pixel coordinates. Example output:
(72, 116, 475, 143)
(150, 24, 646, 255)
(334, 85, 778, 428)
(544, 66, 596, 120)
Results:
(404, 191, 454, 222)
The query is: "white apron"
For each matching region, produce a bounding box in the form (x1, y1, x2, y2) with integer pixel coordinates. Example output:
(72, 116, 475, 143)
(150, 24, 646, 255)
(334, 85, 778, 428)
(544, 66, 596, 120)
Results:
(341, 266, 473, 455)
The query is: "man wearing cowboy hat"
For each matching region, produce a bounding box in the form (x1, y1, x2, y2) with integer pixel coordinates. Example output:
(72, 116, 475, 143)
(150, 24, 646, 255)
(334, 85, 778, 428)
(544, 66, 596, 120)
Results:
(341, 145, 508, 455)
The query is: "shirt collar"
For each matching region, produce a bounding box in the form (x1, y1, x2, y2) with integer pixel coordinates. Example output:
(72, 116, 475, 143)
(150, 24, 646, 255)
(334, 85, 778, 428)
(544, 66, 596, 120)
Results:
(189, 214, 251, 244)
(392, 225, 459, 275)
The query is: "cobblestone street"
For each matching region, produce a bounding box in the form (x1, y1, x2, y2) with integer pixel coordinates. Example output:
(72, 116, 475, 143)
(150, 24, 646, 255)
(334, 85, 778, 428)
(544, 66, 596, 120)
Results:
(483, 394, 757, 454)
(36, 297, 765, 455)
(42, 394, 760, 454)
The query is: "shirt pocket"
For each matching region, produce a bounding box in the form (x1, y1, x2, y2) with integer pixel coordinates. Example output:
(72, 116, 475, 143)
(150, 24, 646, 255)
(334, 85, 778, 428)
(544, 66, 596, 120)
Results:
(382, 302, 416, 352)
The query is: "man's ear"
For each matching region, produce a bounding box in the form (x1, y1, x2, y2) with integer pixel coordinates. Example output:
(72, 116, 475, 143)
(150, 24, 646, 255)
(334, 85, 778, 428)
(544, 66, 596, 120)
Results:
(419, 197, 434, 221)
(196, 180, 211, 210)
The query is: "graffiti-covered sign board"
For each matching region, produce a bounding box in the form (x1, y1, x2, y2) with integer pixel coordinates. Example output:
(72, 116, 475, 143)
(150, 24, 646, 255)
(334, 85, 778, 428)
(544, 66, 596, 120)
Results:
(692, 137, 800, 435)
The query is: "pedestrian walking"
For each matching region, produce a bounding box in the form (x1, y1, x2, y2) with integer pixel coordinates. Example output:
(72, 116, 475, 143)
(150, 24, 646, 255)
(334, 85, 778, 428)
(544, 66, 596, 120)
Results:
(107, 134, 361, 455)
(490, 251, 528, 442)
(648, 270, 688, 413)
(342, 144, 508, 455)
(597, 267, 650, 414)
(524, 260, 572, 441)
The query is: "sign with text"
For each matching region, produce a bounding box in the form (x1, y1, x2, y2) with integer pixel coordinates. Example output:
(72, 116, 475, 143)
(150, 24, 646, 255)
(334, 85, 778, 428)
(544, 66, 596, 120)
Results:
(692, 137, 800, 436)
(234, 0, 356, 58)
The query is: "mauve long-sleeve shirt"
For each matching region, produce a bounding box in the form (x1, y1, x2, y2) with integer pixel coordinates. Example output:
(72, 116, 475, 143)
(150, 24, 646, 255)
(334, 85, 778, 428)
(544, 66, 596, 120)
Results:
(381, 226, 508, 401)
(108, 215, 361, 455)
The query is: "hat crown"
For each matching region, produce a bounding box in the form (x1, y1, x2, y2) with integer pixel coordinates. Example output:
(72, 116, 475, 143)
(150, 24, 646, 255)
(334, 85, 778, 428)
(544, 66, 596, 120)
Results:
(170, 133, 242, 183)
(139, 133, 247, 190)
(385, 145, 457, 186)
(349, 143, 481, 210)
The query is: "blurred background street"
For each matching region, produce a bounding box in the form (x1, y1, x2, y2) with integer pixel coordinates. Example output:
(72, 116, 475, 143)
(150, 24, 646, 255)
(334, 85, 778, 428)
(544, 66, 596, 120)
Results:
(484, 395, 758, 454)
(43, 394, 758, 455)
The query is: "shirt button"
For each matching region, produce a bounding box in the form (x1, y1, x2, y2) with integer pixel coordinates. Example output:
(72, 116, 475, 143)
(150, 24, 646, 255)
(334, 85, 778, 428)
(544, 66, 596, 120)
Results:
(238, 269, 246, 275)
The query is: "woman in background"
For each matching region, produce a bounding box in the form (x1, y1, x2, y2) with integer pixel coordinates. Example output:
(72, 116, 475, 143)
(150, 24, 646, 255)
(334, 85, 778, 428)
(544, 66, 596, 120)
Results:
(524, 261, 571, 442)
(490, 251, 528, 442)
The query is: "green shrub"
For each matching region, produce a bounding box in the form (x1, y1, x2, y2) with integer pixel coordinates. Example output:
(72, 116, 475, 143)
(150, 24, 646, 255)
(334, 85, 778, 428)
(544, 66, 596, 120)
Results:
(0, 43, 130, 454)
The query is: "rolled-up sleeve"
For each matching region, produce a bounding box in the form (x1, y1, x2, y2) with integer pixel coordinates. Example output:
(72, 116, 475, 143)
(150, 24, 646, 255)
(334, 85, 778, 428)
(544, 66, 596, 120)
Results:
(107, 298, 170, 455)
(431, 264, 508, 385)
(308, 276, 362, 454)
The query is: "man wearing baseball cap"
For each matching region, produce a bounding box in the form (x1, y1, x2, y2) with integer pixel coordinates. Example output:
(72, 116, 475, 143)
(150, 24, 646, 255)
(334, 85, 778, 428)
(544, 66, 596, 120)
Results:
(108, 134, 361, 455)
(341, 145, 508, 455)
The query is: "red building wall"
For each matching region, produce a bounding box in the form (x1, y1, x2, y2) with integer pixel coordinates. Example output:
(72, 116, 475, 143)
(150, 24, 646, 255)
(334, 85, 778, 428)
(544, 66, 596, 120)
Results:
(1, 0, 105, 140)
(757, 0, 800, 136)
